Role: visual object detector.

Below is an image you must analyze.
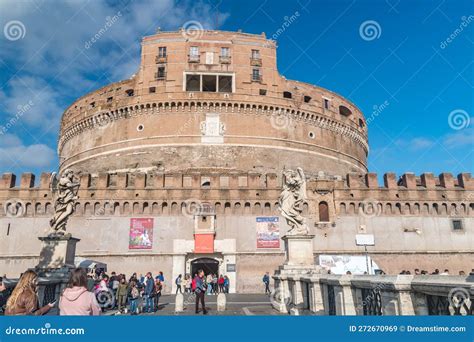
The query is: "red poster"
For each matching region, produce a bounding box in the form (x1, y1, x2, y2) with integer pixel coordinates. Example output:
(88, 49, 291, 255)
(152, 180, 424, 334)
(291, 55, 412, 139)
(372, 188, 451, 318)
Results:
(129, 218, 154, 249)
(194, 234, 214, 253)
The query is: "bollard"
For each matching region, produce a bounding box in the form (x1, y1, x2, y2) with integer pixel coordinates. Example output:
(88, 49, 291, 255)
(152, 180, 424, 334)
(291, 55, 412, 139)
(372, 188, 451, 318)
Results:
(175, 293, 184, 312)
(217, 293, 226, 312)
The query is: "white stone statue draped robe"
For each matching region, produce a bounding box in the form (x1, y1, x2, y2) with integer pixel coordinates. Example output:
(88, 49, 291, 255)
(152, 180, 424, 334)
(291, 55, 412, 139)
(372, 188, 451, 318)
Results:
(279, 167, 309, 235)
(49, 169, 80, 235)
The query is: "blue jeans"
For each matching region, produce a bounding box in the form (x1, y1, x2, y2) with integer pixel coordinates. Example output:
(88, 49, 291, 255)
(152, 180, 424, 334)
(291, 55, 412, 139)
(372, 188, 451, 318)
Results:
(129, 299, 137, 314)
(144, 296, 154, 313)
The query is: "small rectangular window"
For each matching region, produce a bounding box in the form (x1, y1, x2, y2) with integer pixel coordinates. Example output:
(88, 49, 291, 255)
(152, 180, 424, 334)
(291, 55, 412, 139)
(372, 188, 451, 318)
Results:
(218, 75, 232, 92)
(156, 66, 166, 79)
(304, 96, 312, 103)
(186, 74, 200, 91)
(90, 101, 95, 108)
(283, 91, 292, 99)
(259, 89, 267, 96)
(252, 68, 261, 81)
(149, 87, 156, 93)
(107, 97, 113, 102)
(202, 75, 216, 92)
(190, 46, 199, 56)
(251, 49, 260, 59)
(221, 47, 230, 57)
(324, 98, 330, 109)
(452, 219, 464, 231)
(126, 89, 134, 97)
(158, 46, 167, 58)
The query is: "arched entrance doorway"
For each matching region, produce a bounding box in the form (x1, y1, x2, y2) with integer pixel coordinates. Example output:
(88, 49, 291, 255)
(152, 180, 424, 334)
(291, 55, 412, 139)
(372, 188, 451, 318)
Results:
(190, 257, 219, 277)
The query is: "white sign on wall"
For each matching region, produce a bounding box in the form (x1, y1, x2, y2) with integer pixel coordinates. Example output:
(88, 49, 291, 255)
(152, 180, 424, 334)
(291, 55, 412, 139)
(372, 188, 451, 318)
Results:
(200, 113, 225, 144)
(355, 234, 375, 246)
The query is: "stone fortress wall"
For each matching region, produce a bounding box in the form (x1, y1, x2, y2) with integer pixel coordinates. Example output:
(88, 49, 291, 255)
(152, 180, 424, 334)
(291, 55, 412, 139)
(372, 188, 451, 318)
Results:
(1, 171, 472, 292)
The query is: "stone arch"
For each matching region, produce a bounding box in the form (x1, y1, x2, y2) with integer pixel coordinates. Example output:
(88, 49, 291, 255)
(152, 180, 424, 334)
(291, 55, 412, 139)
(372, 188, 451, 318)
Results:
(319, 201, 329, 222)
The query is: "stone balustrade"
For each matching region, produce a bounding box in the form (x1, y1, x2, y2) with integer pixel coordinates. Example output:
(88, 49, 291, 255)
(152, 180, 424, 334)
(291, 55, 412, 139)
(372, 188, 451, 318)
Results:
(273, 273, 473, 316)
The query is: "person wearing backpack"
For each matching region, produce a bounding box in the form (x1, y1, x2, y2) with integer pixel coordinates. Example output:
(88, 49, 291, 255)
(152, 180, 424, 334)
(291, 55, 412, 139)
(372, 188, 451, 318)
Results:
(143, 272, 155, 313)
(128, 281, 139, 315)
(263, 272, 271, 295)
(191, 274, 197, 293)
(175, 274, 183, 294)
(194, 270, 207, 314)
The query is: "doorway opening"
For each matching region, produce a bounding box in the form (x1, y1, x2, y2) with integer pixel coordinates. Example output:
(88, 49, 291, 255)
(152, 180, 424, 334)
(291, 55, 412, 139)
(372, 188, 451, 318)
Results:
(190, 257, 219, 277)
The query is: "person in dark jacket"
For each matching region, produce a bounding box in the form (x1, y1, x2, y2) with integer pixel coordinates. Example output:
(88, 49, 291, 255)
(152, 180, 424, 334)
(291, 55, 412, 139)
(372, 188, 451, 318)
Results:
(143, 272, 155, 313)
(0, 277, 10, 313)
(194, 270, 207, 314)
(263, 272, 271, 295)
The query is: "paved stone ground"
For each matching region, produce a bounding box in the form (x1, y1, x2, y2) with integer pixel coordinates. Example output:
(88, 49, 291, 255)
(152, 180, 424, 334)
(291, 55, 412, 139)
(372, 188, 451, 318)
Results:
(108, 294, 284, 316)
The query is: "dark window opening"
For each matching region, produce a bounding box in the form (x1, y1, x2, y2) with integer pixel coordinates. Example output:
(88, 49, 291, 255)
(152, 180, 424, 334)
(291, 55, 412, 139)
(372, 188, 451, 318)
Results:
(126, 89, 134, 97)
(186, 75, 200, 91)
(201, 181, 211, 187)
(304, 95, 312, 103)
(202, 75, 217, 92)
(90, 101, 95, 108)
(107, 97, 113, 102)
(324, 99, 330, 110)
(452, 219, 463, 231)
(319, 201, 329, 222)
(202, 216, 207, 222)
(218, 75, 232, 92)
(283, 91, 292, 99)
(359, 118, 365, 128)
(158, 46, 167, 58)
(149, 87, 156, 93)
(259, 89, 267, 96)
(252, 68, 261, 81)
(339, 105, 352, 117)
(156, 66, 166, 79)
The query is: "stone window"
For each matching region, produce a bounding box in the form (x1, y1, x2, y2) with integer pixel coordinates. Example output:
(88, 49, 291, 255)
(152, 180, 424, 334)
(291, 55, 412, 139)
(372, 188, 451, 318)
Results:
(339, 105, 352, 117)
(90, 101, 95, 108)
(323, 98, 330, 110)
(158, 46, 167, 58)
(304, 95, 312, 103)
(259, 89, 267, 96)
(283, 91, 292, 99)
(107, 96, 113, 102)
(189, 46, 199, 62)
(156, 66, 166, 80)
(319, 201, 330, 222)
(186, 74, 200, 91)
(202, 75, 217, 92)
(452, 219, 464, 231)
(218, 75, 232, 92)
(126, 89, 134, 97)
(252, 68, 261, 82)
(251, 49, 260, 59)
(149, 87, 156, 93)
(221, 47, 230, 57)
(359, 118, 365, 128)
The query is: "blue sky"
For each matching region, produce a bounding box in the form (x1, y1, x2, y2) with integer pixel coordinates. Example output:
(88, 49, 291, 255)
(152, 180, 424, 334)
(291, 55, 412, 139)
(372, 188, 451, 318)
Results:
(0, 0, 472, 179)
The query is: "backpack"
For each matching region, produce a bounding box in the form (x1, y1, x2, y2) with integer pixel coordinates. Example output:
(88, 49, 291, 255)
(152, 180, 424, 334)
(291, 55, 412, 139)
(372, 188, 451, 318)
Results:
(131, 287, 139, 299)
(191, 277, 197, 291)
(175, 277, 181, 285)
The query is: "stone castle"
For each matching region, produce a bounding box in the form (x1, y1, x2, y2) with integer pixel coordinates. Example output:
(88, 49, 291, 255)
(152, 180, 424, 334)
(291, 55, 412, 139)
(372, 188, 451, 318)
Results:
(1, 30, 472, 293)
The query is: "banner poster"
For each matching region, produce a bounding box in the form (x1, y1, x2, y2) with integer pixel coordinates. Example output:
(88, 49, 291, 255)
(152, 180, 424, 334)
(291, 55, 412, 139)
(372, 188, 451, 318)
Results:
(129, 218, 154, 249)
(256, 216, 280, 248)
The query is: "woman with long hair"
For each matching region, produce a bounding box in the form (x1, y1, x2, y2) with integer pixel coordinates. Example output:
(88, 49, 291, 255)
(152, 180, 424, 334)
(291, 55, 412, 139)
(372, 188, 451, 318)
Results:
(59, 268, 101, 316)
(5, 270, 53, 315)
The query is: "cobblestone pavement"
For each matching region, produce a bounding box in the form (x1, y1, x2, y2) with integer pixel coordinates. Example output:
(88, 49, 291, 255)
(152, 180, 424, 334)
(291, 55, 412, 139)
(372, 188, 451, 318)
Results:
(109, 294, 285, 316)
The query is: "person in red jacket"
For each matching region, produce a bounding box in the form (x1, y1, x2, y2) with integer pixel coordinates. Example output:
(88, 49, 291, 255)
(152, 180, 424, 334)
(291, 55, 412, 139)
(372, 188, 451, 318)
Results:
(218, 275, 225, 293)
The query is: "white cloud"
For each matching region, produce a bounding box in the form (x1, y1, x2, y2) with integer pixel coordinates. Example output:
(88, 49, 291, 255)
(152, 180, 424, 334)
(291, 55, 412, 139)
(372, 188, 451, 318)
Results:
(0, 135, 56, 170)
(443, 123, 474, 148)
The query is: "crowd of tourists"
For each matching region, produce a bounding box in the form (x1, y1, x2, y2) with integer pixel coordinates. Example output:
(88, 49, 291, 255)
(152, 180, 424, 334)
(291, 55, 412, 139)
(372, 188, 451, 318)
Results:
(0, 268, 234, 316)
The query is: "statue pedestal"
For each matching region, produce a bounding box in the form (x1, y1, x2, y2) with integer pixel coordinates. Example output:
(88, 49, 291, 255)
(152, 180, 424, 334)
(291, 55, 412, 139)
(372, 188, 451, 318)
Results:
(37, 235, 80, 269)
(34, 234, 81, 315)
(282, 234, 315, 267)
(273, 234, 327, 314)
